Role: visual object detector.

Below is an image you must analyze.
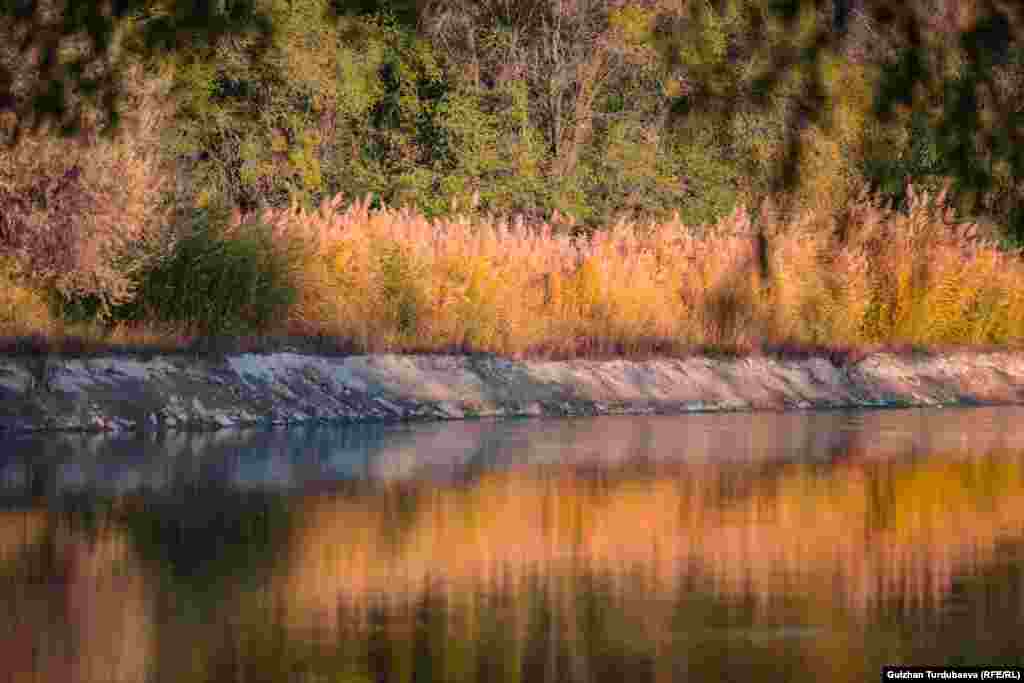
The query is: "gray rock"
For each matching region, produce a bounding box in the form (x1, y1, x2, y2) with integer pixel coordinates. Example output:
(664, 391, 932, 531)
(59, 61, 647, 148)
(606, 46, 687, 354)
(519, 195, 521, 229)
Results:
(1, 350, 1024, 434)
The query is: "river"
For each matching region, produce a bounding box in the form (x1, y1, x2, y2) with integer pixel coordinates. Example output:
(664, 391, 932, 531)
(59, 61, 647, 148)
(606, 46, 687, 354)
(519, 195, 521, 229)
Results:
(1, 407, 1023, 681)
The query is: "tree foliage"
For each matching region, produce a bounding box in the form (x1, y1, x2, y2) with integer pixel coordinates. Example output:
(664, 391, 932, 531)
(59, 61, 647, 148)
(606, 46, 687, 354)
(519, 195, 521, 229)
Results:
(3, 0, 1024, 335)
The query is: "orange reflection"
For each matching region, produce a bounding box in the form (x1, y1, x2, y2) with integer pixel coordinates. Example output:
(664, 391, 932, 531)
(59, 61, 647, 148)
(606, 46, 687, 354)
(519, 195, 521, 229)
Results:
(281, 455, 1024, 631)
(0, 518, 153, 683)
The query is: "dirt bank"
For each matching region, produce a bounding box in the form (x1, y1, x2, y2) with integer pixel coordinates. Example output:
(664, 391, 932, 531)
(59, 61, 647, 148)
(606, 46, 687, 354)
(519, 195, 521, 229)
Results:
(2, 351, 1024, 434)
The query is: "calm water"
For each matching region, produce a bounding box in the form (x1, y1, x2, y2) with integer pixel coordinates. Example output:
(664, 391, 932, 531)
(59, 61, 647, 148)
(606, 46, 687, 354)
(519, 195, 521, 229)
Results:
(1, 407, 1023, 682)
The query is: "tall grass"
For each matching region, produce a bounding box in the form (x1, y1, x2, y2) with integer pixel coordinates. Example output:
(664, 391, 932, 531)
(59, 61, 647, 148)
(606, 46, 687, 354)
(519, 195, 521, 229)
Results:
(258, 184, 1024, 356)
(0, 255, 53, 338)
(4, 184, 1024, 355)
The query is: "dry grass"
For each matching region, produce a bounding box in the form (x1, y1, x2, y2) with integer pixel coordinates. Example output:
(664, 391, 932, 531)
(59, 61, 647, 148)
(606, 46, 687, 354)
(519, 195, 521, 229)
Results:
(3, 184, 1024, 357)
(256, 184, 1024, 357)
(0, 256, 54, 339)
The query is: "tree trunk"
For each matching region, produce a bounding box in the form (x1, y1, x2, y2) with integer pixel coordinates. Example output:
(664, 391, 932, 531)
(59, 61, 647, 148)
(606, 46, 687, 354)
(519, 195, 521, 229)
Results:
(552, 42, 608, 179)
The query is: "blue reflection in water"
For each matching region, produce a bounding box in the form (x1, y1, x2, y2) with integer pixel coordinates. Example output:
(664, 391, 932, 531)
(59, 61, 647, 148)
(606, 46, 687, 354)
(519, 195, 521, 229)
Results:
(2, 406, 1024, 493)
(0, 406, 1022, 683)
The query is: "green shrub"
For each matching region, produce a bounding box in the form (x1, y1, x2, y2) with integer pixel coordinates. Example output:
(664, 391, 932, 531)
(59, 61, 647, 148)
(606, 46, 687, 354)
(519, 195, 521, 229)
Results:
(125, 208, 299, 336)
(375, 241, 428, 339)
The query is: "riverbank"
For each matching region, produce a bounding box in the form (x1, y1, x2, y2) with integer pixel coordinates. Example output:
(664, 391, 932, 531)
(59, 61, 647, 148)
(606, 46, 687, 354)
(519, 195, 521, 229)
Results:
(2, 350, 1024, 434)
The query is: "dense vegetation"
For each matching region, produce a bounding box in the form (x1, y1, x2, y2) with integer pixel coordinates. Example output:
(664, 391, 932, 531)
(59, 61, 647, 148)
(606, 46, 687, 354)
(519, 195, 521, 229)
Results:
(1, 0, 1023, 354)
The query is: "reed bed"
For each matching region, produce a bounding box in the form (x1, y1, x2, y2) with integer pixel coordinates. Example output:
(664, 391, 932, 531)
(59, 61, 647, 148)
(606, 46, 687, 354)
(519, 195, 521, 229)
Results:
(4, 185, 1024, 356)
(256, 185, 1024, 357)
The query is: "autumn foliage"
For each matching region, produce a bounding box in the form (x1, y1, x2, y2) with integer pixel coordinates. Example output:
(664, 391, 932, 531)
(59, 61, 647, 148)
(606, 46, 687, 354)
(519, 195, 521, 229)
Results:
(2, 0, 1024, 354)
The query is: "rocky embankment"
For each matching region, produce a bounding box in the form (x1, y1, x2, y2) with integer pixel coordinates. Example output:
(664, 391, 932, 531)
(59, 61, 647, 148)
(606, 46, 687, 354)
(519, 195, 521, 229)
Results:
(2, 351, 1024, 434)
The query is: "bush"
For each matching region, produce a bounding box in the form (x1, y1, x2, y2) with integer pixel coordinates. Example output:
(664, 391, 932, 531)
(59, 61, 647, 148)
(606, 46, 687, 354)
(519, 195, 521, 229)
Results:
(124, 208, 300, 336)
(0, 63, 172, 316)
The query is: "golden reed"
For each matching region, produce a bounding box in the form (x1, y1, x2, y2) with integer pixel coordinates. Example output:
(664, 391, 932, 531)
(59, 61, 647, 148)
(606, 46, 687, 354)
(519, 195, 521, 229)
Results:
(261, 185, 1024, 356)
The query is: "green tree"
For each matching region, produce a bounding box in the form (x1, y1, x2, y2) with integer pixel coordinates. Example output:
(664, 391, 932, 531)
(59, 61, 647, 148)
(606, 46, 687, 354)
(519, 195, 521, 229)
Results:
(0, 0, 276, 142)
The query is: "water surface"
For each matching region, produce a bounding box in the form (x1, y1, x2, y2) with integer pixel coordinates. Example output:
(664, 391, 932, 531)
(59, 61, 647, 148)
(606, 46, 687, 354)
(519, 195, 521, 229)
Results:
(1, 407, 1023, 681)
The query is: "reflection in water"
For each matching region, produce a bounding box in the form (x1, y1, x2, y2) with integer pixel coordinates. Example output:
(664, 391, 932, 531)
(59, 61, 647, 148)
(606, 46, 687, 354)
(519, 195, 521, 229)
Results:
(1, 407, 1023, 681)
(4, 406, 1024, 492)
(282, 458, 1024, 619)
(0, 515, 152, 683)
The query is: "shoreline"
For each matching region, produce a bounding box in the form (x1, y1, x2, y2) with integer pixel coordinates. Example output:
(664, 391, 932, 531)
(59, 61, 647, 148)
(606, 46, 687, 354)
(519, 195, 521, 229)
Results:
(2, 350, 1024, 435)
